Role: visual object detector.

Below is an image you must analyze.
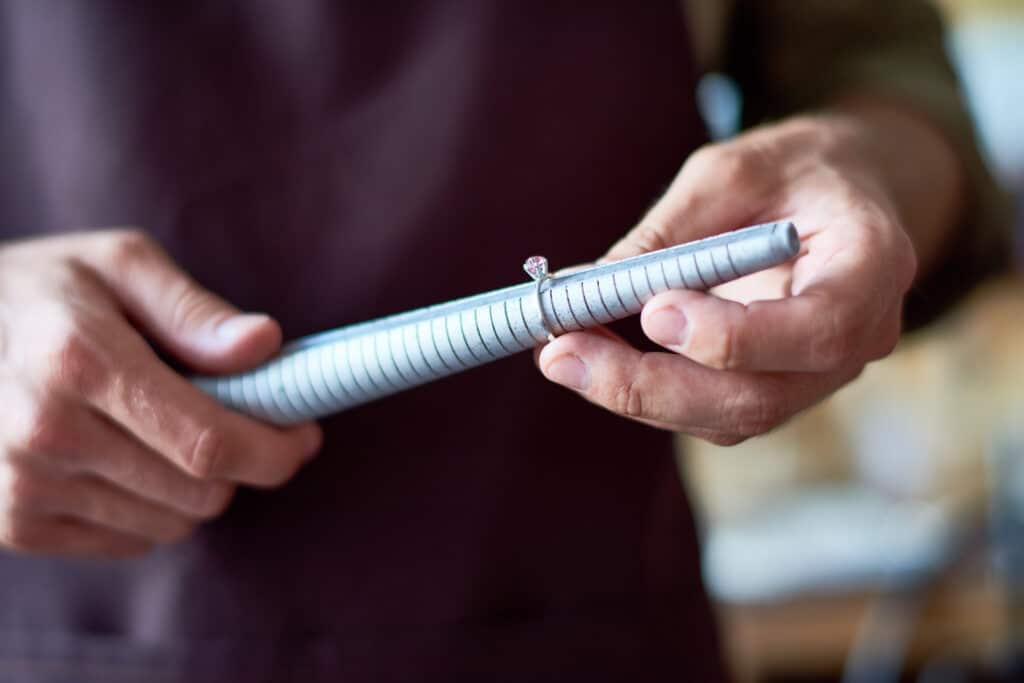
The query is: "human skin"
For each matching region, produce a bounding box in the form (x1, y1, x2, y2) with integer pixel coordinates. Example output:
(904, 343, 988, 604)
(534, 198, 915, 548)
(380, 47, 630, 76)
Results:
(538, 99, 965, 445)
(0, 232, 322, 557)
(0, 100, 962, 558)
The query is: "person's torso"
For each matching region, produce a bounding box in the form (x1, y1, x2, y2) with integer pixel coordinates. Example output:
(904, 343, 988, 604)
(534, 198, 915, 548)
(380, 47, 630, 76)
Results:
(0, 2, 721, 680)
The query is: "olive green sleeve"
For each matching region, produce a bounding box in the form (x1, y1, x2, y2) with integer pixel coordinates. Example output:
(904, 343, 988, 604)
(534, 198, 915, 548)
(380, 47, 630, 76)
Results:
(719, 0, 1013, 330)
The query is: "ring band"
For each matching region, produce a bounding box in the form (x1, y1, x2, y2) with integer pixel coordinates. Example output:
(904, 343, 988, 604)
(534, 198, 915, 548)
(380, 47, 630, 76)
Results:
(522, 255, 557, 342)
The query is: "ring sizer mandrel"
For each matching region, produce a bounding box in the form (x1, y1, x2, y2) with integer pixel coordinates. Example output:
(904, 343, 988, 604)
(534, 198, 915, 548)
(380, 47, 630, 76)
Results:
(193, 221, 800, 425)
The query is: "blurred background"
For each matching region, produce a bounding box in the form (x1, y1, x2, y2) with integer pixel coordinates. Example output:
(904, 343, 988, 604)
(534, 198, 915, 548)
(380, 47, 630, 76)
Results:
(689, 1, 1024, 681)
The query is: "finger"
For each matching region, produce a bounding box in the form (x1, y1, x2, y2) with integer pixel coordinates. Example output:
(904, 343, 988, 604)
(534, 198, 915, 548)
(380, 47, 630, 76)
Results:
(639, 264, 897, 373)
(603, 143, 779, 262)
(0, 512, 151, 559)
(531, 323, 626, 365)
(19, 306, 322, 488)
(8, 395, 235, 519)
(538, 330, 855, 442)
(81, 410, 237, 519)
(80, 230, 282, 374)
(92, 333, 322, 486)
(0, 463, 195, 543)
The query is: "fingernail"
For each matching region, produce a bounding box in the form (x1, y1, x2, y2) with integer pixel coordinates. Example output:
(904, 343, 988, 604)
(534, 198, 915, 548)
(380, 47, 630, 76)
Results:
(216, 314, 269, 342)
(544, 354, 590, 391)
(646, 306, 688, 347)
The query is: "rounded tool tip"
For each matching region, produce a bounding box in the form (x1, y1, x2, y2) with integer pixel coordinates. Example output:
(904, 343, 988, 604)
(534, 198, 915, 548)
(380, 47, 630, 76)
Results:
(772, 221, 800, 258)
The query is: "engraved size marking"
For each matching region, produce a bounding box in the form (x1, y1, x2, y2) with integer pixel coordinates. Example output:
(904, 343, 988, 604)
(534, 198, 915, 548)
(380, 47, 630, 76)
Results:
(593, 279, 613, 320)
(690, 253, 710, 289)
(380, 331, 411, 386)
(580, 281, 600, 325)
(564, 284, 586, 329)
(333, 344, 362, 404)
(627, 269, 642, 307)
(339, 342, 368, 401)
(282, 354, 314, 415)
(321, 342, 355, 406)
(356, 339, 385, 395)
(455, 313, 482, 363)
(548, 288, 568, 334)
(508, 297, 529, 347)
(441, 316, 469, 369)
(611, 271, 629, 313)
(362, 335, 393, 393)
(486, 305, 514, 355)
(423, 320, 452, 372)
(470, 308, 498, 359)
(724, 244, 740, 279)
(672, 255, 685, 288)
(266, 356, 297, 419)
(710, 249, 726, 283)
(405, 324, 435, 377)
(304, 347, 335, 410)
(369, 333, 400, 392)
(392, 328, 424, 383)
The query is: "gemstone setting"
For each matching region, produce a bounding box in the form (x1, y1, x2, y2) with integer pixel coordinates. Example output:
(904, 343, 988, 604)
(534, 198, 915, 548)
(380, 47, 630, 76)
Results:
(523, 255, 548, 281)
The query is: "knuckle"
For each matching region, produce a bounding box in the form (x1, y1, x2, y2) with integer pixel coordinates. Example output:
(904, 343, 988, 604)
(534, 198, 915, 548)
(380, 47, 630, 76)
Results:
(694, 143, 766, 187)
(871, 220, 918, 291)
(0, 465, 47, 514)
(102, 229, 159, 271)
(165, 280, 218, 336)
(719, 150, 759, 185)
(896, 236, 918, 289)
(612, 378, 646, 419)
(869, 318, 902, 361)
(683, 143, 721, 174)
(183, 427, 225, 480)
(703, 321, 739, 371)
(102, 452, 148, 494)
(630, 223, 671, 255)
(812, 336, 850, 370)
(723, 386, 784, 438)
(812, 311, 857, 370)
(41, 323, 109, 398)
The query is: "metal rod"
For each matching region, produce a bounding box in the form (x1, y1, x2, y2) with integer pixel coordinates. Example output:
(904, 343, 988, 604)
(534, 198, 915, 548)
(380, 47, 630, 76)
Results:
(192, 221, 799, 424)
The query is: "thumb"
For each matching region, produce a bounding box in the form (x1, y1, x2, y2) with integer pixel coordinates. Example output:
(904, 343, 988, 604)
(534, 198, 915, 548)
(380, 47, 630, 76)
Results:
(86, 230, 282, 374)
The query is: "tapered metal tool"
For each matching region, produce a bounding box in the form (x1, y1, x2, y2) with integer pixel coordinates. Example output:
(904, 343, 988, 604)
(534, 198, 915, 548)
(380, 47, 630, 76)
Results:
(193, 221, 800, 424)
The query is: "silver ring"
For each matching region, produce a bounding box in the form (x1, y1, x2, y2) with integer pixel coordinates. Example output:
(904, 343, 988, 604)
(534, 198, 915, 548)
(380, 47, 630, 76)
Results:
(523, 255, 557, 342)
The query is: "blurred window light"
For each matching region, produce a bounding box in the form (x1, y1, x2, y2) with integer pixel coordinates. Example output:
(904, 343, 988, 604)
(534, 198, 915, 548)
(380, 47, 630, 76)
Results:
(696, 72, 742, 141)
(946, 8, 1024, 184)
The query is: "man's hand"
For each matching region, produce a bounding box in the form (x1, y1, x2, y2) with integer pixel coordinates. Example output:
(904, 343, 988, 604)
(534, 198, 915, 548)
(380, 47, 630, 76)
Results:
(539, 106, 964, 445)
(0, 230, 321, 558)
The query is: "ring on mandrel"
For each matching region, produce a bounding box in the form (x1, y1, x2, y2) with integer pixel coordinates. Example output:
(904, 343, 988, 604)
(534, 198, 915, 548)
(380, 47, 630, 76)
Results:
(522, 255, 557, 342)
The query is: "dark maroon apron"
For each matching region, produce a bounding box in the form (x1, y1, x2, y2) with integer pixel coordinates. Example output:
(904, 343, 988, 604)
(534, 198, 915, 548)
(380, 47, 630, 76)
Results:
(0, 2, 722, 680)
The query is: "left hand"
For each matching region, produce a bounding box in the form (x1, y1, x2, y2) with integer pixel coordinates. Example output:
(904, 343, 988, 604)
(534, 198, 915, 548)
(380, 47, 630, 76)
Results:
(537, 114, 922, 445)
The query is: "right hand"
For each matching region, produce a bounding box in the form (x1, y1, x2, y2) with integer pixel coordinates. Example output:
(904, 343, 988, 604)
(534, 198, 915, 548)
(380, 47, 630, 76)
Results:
(0, 229, 322, 558)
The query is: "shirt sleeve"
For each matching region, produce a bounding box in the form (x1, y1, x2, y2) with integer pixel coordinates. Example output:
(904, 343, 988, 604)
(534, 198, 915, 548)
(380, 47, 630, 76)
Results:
(717, 0, 1014, 330)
